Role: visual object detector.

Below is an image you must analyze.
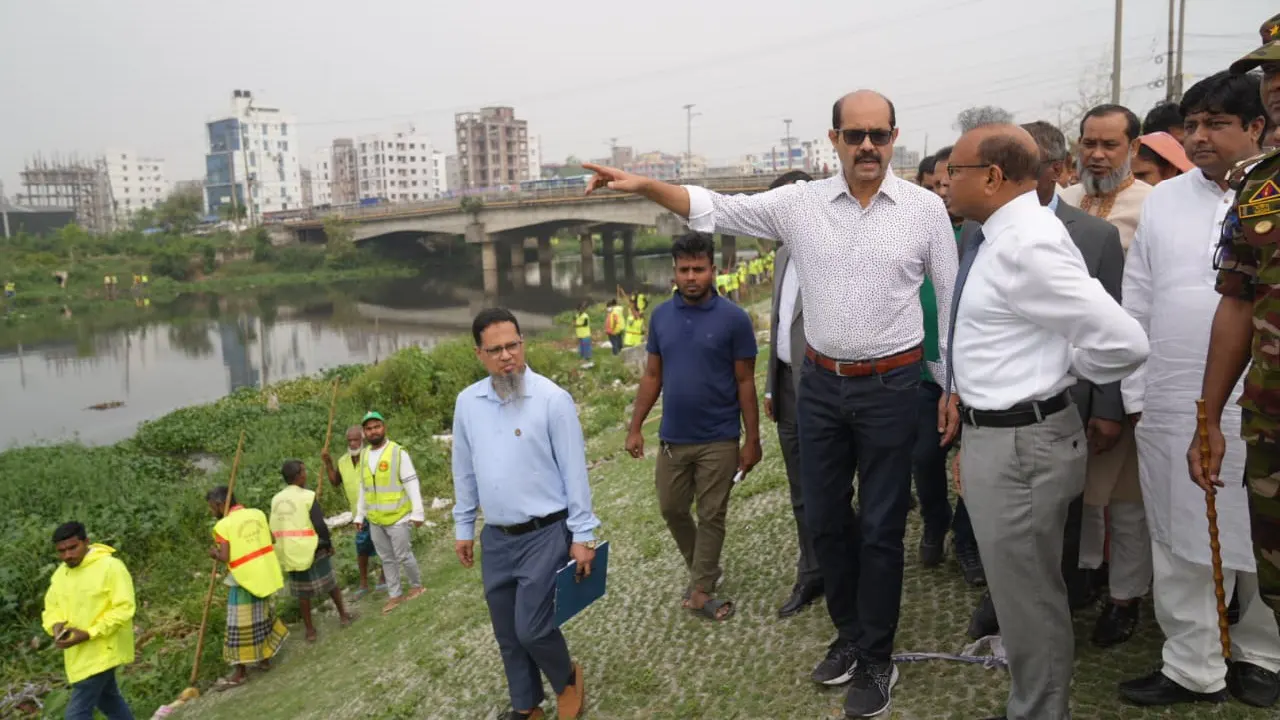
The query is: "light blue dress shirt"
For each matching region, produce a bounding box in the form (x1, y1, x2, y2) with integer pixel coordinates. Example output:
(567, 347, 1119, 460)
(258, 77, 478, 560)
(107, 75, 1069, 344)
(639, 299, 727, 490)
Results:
(1048, 192, 1060, 213)
(452, 368, 601, 543)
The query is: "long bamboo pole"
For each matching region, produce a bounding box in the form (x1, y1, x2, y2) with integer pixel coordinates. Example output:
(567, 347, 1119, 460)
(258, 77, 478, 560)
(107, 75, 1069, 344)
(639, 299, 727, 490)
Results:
(188, 430, 246, 688)
(315, 379, 340, 503)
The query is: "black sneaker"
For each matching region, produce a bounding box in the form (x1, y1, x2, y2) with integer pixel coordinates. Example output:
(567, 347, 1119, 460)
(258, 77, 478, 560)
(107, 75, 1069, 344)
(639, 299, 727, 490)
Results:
(919, 528, 945, 567)
(843, 660, 898, 717)
(811, 638, 858, 686)
(956, 545, 985, 586)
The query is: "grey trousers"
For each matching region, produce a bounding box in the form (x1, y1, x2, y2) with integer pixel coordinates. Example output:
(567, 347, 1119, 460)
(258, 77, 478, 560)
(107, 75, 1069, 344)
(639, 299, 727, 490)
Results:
(961, 404, 1087, 720)
(775, 363, 821, 586)
(368, 521, 422, 599)
(481, 521, 574, 711)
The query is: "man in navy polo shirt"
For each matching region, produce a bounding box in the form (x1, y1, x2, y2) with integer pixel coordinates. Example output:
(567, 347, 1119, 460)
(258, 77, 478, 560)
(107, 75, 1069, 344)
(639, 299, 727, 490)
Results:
(625, 231, 761, 622)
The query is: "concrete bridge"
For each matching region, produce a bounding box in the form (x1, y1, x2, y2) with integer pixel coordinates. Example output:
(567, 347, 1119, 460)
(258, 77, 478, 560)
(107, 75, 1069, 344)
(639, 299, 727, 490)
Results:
(268, 174, 783, 295)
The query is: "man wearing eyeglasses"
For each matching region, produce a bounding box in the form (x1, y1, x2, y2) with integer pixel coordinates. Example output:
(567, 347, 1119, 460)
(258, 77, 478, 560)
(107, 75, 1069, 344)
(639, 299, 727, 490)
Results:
(452, 308, 600, 720)
(947, 123, 1147, 720)
(583, 89, 959, 718)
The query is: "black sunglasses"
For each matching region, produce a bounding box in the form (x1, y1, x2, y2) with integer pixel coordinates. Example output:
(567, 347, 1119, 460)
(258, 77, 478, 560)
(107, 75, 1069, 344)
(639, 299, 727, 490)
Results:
(837, 128, 894, 146)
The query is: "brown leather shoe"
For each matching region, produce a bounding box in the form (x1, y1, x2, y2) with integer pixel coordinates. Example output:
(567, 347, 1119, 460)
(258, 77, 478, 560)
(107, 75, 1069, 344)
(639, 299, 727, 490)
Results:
(556, 662, 585, 719)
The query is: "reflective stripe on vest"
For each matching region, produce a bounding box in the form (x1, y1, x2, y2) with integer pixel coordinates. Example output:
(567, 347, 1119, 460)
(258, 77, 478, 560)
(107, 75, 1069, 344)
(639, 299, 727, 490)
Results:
(214, 507, 285, 598)
(361, 441, 410, 525)
(337, 453, 361, 511)
(270, 484, 319, 572)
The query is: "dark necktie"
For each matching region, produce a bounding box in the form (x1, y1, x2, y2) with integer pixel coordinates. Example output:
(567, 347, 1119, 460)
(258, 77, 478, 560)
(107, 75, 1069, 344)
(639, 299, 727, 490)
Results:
(945, 227, 985, 397)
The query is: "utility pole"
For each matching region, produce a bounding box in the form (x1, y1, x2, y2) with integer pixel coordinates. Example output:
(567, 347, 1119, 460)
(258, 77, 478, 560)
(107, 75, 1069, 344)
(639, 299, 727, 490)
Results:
(1111, 0, 1123, 104)
(1165, 0, 1175, 100)
(683, 104, 700, 176)
(782, 119, 794, 169)
(1174, 0, 1187, 99)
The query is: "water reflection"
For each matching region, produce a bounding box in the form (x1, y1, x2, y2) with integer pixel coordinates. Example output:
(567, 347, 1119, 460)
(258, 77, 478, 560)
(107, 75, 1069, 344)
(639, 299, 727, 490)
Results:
(0, 253, 686, 448)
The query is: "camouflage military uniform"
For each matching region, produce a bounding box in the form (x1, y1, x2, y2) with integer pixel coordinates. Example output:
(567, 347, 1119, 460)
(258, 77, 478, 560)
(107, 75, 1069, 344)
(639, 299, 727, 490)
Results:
(1220, 11, 1280, 625)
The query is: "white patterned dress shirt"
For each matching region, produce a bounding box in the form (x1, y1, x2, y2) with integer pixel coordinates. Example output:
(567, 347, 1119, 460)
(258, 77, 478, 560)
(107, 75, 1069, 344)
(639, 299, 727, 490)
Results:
(686, 170, 957, 382)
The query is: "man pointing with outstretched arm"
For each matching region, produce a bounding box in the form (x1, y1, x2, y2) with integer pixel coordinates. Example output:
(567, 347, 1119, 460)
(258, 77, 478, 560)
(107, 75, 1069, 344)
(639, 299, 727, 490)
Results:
(585, 89, 958, 718)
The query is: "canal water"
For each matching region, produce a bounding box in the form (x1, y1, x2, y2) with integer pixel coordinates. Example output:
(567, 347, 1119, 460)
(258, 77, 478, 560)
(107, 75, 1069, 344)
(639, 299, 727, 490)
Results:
(0, 253, 692, 449)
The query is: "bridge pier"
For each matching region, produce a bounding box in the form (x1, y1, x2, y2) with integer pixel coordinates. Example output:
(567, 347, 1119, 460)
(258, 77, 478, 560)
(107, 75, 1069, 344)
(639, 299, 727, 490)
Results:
(720, 234, 737, 271)
(579, 231, 595, 285)
(481, 240, 499, 298)
(602, 231, 616, 288)
(538, 233, 553, 287)
(621, 228, 636, 286)
(510, 239, 526, 290)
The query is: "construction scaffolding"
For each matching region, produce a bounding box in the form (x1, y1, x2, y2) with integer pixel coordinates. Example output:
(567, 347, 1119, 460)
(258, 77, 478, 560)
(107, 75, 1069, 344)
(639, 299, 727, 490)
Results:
(18, 154, 115, 233)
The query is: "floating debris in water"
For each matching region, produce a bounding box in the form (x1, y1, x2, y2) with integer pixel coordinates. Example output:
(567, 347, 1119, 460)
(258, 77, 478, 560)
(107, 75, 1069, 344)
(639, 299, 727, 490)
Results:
(86, 401, 124, 411)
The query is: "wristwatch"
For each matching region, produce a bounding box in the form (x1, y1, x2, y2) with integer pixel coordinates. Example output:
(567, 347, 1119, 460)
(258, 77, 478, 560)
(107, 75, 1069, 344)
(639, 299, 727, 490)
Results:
(583, 540, 599, 550)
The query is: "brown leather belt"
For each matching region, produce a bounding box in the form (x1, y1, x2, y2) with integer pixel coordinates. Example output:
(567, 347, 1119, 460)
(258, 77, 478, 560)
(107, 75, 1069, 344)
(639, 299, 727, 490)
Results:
(804, 345, 923, 377)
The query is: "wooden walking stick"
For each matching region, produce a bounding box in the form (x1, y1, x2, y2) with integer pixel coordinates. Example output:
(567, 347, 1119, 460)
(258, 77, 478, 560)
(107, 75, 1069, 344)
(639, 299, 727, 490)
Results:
(1196, 399, 1232, 660)
(315, 378, 340, 503)
(186, 430, 246, 693)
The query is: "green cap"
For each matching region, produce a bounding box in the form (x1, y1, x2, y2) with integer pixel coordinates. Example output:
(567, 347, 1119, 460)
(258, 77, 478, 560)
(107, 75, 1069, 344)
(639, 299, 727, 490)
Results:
(361, 410, 385, 425)
(1230, 13, 1280, 74)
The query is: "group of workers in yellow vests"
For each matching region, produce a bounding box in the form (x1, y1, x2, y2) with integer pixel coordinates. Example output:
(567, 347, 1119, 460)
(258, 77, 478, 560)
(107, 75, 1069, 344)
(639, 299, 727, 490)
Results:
(714, 250, 773, 304)
(575, 291, 649, 359)
(41, 411, 425, 713)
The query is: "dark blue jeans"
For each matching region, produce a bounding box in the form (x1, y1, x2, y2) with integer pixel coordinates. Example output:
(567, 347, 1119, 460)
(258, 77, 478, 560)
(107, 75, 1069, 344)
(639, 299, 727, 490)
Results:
(912, 380, 977, 553)
(797, 357, 919, 661)
(65, 668, 133, 720)
(577, 337, 592, 360)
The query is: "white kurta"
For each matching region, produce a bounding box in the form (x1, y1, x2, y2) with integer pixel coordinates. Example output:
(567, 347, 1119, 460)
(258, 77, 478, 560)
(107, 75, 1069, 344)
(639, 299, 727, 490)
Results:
(1120, 170, 1254, 572)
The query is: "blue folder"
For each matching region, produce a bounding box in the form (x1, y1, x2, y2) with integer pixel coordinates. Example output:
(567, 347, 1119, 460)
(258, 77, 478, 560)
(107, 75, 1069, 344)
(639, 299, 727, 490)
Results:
(554, 541, 609, 627)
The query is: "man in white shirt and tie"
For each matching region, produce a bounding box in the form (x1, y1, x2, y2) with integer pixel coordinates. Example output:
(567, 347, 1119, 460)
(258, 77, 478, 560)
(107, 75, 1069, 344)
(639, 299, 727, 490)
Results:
(946, 124, 1149, 720)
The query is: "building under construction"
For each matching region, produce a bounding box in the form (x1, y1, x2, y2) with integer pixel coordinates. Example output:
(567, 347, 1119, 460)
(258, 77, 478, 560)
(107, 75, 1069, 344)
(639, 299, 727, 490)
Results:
(17, 154, 114, 233)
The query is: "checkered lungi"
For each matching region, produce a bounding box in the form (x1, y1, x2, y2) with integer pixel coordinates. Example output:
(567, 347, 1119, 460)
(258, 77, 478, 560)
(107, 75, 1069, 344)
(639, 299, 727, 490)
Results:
(223, 586, 289, 665)
(288, 552, 338, 599)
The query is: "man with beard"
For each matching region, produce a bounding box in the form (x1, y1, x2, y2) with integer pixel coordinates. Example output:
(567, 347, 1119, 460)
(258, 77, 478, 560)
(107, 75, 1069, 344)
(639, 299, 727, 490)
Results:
(1196, 12, 1280, 637)
(352, 411, 426, 615)
(626, 231, 760, 624)
(453, 307, 599, 720)
(1060, 103, 1154, 647)
(322, 425, 385, 598)
(1120, 69, 1280, 710)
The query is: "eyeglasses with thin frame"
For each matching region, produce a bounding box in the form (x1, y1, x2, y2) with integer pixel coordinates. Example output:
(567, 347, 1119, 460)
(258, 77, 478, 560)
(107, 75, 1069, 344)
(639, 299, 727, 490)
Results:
(837, 128, 894, 147)
(481, 340, 523, 358)
(946, 163, 994, 178)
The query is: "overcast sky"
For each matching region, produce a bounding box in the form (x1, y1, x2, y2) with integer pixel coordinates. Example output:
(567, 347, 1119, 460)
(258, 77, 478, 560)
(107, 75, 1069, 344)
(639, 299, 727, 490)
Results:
(0, 0, 1270, 194)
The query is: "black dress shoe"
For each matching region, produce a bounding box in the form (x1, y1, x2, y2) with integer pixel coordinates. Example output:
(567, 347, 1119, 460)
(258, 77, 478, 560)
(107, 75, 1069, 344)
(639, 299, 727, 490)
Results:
(1118, 670, 1226, 706)
(777, 582, 823, 619)
(956, 545, 985, 587)
(967, 592, 998, 640)
(1092, 600, 1140, 648)
(1227, 660, 1280, 707)
(919, 528, 945, 567)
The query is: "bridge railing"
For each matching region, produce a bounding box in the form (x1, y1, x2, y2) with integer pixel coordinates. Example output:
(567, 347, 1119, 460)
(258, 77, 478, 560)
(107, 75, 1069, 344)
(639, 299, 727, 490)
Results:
(275, 174, 802, 226)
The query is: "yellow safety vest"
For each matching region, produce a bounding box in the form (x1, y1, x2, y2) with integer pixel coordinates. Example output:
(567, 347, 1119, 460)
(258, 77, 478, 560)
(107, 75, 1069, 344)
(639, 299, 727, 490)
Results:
(269, 485, 319, 572)
(141, 275, 148, 284)
(103, 275, 111, 285)
(605, 306, 624, 335)
(574, 312, 590, 339)
(214, 507, 284, 598)
(637, 293, 648, 311)
(3, 282, 14, 293)
(728, 273, 739, 291)
(111, 275, 118, 285)
(361, 441, 410, 526)
(337, 453, 361, 511)
(623, 315, 644, 347)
